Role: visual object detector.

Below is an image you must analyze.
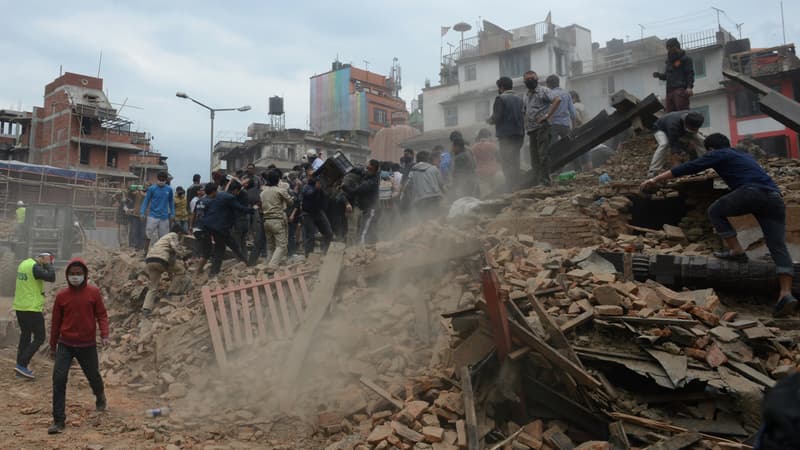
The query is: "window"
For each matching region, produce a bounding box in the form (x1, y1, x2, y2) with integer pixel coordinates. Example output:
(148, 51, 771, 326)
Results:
(555, 49, 566, 76)
(107, 149, 118, 168)
(79, 144, 90, 165)
(444, 105, 458, 127)
(734, 89, 761, 117)
(80, 117, 92, 135)
(373, 108, 388, 125)
(475, 100, 490, 122)
(464, 64, 477, 81)
(288, 147, 296, 162)
(691, 105, 711, 127)
(603, 76, 615, 95)
(694, 55, 706, 78)
(499, 50, 531, 79)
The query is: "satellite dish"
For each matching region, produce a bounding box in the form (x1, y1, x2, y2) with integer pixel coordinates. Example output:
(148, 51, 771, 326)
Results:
(453, 22, 472, 32)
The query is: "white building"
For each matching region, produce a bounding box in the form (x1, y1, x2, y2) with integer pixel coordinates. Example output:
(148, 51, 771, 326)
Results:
(421, 19, 592, 143)
(420, 18, 742, 149)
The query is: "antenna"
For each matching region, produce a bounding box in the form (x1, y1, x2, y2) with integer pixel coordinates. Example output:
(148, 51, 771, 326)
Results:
(781, 1, 786, 45)
(363, 60, 370, 72)
(638, 24, 645, 42)
(711, 6, 724, 32)
(97, 49, 103, 78)
(735, 23, 743, 39)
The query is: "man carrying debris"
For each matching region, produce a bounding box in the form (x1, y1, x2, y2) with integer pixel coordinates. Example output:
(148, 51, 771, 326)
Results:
(402, 150, 446, 221)
(202, 181, 253, 276)
(652, 38, 695, 112)
(342, 160, 380, 246)
(140, 172, 175, 249)
(48, 258, 108, 434)
(646, 111, 706, 177)
(141, 223, 190, 316)
(12, 252, 56, 379)
(489, 76, 525, 190)
(260, 169, 293, 272)
(523, 70, 561, 186)
(641, 133, 797, 317)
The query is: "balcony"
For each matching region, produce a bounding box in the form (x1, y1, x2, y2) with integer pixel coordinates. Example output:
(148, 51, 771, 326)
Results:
(729, 44, 800, 78)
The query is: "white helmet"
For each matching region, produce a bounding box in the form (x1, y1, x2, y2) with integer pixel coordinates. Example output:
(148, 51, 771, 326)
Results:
(306, 148, 318, 158)
(17, 200, 24, 206)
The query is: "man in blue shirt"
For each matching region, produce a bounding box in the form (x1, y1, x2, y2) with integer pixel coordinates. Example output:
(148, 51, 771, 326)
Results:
(545, 75, 575, 146)
(140, 172, 175, 249)
(641, 133, 796, 317)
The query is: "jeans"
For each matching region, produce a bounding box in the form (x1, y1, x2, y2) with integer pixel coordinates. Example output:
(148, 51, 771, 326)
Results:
(497, 135, 525, 191)
(208, 229, 247, 275)
(145, 216, 169, 244)
(665, 88, 690, 113)
(708, 185, 794, 275)
(303, 212, 333, 257)
(16, 311, 45, 368)
(528, 127, 551, 185)
(52, 344, 104, 424)
(128, 215, 145, 249)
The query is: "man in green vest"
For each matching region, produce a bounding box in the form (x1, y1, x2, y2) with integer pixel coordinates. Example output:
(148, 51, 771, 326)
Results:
(13, 252, 56, 379)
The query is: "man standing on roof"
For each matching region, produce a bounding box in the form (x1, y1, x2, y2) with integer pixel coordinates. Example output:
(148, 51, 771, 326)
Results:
(140, 171, 175, 249)
(48, 258, 108, 434)
(12, 252, 56, 379)
(653, 38, 695, 112)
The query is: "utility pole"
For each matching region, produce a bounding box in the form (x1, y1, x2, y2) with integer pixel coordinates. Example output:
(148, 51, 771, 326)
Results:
(363, 60, 370, 73)
(781, 2, 786, 45)
(711, 6, 724, 32)
(638, 24, 645, 42)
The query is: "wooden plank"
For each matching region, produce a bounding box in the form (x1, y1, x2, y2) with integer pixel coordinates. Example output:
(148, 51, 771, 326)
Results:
(608, 421, 631, 450)
(284, 271, 305, 321)
(228, 286, 243, 347)
(216, 293, 233, 351)
(610, 413, 752, 447)
(239, 280, 254, 345)
(263, 277, 285, 340)
(359, 376, 403, 409)
(274, 274, 293, 334)
(456, 420, 467, 449)
(460, 366, 480, 450)
(560, 310, 594, 333)
(727, 360, 776, 388)
(599, 316, 698, 327)
(508, 318, 602, 389)
(297, 269, 311, 309)
(528, 294, 583, 366)
(250, 283, 268, 344)
(201, 287, 227, 367)
(279, 242, 346, 411)
(643, 431, 701, 450)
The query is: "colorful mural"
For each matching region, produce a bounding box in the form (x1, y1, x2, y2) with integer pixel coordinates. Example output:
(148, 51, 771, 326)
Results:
(310, 67, 369, 135)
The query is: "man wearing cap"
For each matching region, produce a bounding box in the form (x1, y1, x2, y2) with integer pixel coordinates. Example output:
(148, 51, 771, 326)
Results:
(307, 149, 324, 172)
(12, 252, 56, 379)
(653, 38, 695, 112)
(647, 111, 706, 177)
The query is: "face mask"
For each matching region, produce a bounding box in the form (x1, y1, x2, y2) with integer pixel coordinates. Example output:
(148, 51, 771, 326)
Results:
(157, 181, 166, 187)
(525, 79, 538, 90)
(68, 275, 84, 286)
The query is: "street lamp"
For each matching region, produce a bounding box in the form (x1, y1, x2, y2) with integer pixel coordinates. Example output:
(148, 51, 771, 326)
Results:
(175, 92, 251, 174)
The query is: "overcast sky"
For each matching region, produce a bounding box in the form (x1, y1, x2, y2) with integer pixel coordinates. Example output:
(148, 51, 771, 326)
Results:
(1, 0, 797, 185)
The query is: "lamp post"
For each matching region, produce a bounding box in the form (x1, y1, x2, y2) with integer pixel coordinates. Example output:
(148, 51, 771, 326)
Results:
(175, 92, 251, 174)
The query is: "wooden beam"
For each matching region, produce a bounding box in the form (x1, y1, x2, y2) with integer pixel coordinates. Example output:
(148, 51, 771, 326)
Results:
(359, 376, 403, 410)
(643, 431, 700, 450)
(279, 242, 346, 411)
(460, 366, 480, 450)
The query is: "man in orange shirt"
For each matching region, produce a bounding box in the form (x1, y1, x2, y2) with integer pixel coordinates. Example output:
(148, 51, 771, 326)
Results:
(471, 128, 499, 196)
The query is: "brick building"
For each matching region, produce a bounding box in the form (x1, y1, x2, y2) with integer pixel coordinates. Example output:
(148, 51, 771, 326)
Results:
(310, 61, 407, 150)
(10, 72, 165, 186)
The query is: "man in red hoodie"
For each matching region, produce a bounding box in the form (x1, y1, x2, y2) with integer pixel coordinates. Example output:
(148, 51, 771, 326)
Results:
(48, 258, 109, 435)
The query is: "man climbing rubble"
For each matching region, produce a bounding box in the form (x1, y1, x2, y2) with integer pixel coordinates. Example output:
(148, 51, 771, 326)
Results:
(646, 110, 706, 177)
(641, 133, 797, 317)
(12, 252, 56, 379)
(48, 258, 108, 435)
(141, 223, 191, 316)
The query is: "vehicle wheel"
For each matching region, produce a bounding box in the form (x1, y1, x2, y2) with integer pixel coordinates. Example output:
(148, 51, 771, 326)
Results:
(0, 250, 16, 297)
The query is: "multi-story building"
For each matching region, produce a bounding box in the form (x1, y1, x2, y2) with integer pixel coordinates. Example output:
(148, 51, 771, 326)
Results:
(216, 124, 371, 173)
(310, 61, 407, 150)
(723, 44, 800, 158)
(0, 109, 30, 160)
(419, 19, 592, 149)
(8, 72, 163, 186)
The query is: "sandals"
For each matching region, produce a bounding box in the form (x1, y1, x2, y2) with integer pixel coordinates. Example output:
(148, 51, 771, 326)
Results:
(773, 295, 798, 318)
(713, 250, 749, 262)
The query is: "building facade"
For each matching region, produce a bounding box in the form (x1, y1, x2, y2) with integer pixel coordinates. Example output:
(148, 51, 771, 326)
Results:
(310, 61, 407, 149)
(6, 72, 164, 186)
(216, 124, 371, 174)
